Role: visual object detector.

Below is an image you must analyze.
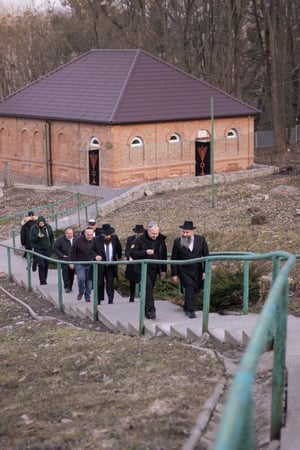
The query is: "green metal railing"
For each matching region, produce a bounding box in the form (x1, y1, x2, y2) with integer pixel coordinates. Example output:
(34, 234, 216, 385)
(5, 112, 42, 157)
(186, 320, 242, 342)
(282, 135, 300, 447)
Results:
(214, 251, 296, 449)
(7, 193, 101, 247)
(0, 243, 296, 447)
(0, 192, 79, 224)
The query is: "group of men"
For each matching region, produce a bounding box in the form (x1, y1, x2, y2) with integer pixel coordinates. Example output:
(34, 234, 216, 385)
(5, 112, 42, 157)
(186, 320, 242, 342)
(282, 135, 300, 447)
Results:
(21, 213, 209, 319)
(127, 220, 209, 319)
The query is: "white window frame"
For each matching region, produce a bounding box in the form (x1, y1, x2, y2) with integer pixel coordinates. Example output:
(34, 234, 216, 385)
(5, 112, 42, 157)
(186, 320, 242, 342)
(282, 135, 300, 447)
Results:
(226, 128, 239, 139)
(169, 133, 181, 144)
(131, 136, 143, 147)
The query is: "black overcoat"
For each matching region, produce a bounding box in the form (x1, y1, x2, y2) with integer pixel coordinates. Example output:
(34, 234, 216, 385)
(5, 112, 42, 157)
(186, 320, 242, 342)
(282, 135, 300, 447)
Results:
(171, 235, 209, 292)
(129, 231, 167, 280)
(89, 234, 122, 280)
(125, 235, 140, 283)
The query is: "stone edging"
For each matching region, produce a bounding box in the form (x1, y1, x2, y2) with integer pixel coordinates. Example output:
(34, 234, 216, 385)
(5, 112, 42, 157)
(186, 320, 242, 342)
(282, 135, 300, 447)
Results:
(98, 165, 278, 216)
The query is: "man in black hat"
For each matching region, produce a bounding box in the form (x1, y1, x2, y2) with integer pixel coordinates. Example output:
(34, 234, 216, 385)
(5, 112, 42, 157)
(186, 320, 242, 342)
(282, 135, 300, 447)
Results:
(171, 221, 209, 318)
(125, 225, 145, 302)
(89, 224, 122, 304)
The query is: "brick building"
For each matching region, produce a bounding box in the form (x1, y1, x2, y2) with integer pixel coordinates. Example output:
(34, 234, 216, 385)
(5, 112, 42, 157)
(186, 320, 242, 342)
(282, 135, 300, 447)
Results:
(0, 49, 259, 188)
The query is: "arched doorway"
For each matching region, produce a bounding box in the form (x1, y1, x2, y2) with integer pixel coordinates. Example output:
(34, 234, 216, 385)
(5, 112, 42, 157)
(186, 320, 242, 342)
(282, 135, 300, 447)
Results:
(88, 137, 100, 185)
(195, 130, 211, 176)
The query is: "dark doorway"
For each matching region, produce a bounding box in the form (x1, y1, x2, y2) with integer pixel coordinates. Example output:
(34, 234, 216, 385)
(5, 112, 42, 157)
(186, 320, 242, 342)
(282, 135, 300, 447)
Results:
(195, 142, 211, 176)
(89, 149, 99, 185)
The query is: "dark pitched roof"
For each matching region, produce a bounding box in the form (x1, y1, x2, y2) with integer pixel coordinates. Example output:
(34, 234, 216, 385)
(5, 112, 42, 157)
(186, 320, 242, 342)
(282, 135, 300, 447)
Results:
(0, 49, 259, 124)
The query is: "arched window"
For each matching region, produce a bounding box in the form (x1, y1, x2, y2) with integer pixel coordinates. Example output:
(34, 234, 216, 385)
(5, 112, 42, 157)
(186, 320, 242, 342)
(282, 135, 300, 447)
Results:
(226, 128, 239, 139)
(169, 133, 181, 143)
(89, 136, 100, 149)
(131, 136, 143, 147)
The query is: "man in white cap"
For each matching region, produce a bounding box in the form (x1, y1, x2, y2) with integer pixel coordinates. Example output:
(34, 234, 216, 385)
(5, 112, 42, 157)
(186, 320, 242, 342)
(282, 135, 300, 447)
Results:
(82, 218, 102, 237)
(171, 220, 209, 319)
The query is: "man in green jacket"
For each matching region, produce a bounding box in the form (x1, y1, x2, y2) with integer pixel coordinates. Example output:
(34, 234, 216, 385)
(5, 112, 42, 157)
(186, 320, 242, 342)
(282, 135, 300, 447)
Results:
(29, 215, 54, 285)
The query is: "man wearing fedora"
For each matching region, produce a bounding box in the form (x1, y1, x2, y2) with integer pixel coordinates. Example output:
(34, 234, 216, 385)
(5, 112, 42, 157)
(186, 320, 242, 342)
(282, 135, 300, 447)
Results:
(130, 221, 167, 319)
(171, 220, 209, 318)
(89, 223, 122, 304)
(125, 225, 146, 302)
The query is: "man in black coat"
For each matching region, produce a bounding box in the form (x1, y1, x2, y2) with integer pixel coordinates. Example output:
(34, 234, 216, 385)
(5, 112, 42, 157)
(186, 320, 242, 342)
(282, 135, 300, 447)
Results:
(53, 227, 76, 293)
(125, 224, 146, 302)
(20, 210, 37, 270)
(171, 220, 209, 319)
(130, 221, 167, 319)
(89, 223, 122, 304)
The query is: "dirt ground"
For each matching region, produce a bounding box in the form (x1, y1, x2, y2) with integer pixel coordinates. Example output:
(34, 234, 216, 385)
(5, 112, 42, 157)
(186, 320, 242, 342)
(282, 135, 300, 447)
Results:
(1, 172, 299, 449)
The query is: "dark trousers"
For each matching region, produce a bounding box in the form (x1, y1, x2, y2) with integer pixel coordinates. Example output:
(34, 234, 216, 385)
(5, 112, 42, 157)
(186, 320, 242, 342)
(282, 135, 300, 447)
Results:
(62, 264, 75, 290)
(183, 284, 197, 312)
(34, 249, 50, 284)
(98, 266, 115, 304)
(129, 281, 136, 302)
(145, 268, 157, 314)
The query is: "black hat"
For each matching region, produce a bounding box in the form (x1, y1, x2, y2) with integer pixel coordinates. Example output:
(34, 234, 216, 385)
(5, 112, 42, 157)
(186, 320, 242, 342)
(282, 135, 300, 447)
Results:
(101, 223, 115, 235)
(179, 221, 196, 230)
(28, 210, 34, 216)
(132, 224, 145, 233)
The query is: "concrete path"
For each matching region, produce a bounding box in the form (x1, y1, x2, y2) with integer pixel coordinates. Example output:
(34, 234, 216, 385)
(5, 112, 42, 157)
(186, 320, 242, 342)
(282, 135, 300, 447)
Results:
(0, 181, 299, 449)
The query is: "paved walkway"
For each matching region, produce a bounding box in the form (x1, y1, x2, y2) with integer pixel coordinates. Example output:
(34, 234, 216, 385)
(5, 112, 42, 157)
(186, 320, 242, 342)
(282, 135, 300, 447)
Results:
(0, 182, 299, 448)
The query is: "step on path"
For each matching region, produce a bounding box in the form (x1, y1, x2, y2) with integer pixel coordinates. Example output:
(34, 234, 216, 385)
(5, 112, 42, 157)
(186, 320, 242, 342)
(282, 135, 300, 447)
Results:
(1, 181, 300, 449)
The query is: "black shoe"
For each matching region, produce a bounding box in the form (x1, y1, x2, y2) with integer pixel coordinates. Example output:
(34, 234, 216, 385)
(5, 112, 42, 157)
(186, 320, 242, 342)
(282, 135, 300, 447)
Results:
(108, 300, 113, 304)
(145, 311, 156, 320)
(77, 293, 83, 301)
(129, 297, 134, 302)
(40, 282, 47, 285)
(85, 299, 91, 303)
(185, 311, 197, 319)
(32, 265, 37, 272)
(65, 289, 71, 293)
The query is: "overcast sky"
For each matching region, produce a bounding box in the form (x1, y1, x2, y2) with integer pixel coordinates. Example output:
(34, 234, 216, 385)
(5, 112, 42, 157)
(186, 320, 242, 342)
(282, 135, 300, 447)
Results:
(0, 0, 63, 11)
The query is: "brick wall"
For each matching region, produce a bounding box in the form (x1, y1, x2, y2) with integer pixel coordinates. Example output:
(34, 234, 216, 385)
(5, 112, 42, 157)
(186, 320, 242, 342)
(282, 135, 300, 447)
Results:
(0, 115, 255, 187)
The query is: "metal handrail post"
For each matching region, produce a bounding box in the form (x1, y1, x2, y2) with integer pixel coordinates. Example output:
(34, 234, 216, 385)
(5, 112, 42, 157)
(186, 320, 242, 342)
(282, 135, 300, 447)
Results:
(57, 262, 63, 312)
(139, 261, 147, 335)
(202, 259, 212, 333)
(12, 230, 16, 249)
(271, 279, 289, 439)
(77, 193, 81, 227)
(93, 262, 98, 321)
(26, 252, 32, 290)
(241, 398, 255, 449)
(243, 260, 249, 315)
(272, 255, 281, 284)
(6, 247, 12, 280)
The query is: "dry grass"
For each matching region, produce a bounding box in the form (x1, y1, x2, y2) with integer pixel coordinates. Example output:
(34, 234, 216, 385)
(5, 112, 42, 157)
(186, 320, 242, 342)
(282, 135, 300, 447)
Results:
(0, 290, 224, 450)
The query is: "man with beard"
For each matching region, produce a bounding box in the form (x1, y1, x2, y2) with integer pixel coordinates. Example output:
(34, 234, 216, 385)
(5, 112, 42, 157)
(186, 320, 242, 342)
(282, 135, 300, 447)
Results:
(171, 221, 209, 318)
(130, 221, 167, 319)
(89, 223, 122, 304)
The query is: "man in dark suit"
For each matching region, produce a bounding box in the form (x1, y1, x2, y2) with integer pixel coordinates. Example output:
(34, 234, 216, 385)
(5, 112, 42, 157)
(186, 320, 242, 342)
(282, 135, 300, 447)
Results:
(171, 220, 209, 319)
(89, 223, 122, 304)
(125, 224, 145, 302)
(130, 221, 167, 319)
(53, 227, 76, 293)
